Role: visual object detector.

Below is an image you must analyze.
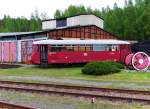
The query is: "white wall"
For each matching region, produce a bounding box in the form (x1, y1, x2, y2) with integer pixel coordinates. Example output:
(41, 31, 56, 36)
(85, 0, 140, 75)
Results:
(42, 15, 104, 30)
(42, 20, 56, 30)
(68, 15, 104, 29)
(67, 16, 80, 27)
(17, 40, 22, 62)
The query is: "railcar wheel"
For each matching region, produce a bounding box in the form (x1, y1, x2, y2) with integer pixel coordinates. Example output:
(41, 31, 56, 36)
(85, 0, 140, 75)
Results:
(132, 52, 150, 71)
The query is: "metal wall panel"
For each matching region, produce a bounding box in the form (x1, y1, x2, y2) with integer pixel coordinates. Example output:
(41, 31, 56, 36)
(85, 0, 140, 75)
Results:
(21, 40, 33, 63)
(3, 42, 9, 62)
(67, 16, 80, 27)
(42, 15, 104, 30)
(67, 15, 104, 29)
(21, 38, 46, 64)
(9, 42, 17, 62)
(0, 42, 2, 62)
(3, 42, 17, 63)
(42, 20, 56, 30)
(17, 41, 22, 62)
(0, 37, 47, 64)
(79, 15, 102, 28)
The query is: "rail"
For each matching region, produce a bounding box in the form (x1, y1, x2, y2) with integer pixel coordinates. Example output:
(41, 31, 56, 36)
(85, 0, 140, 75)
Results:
(0, 101, 36, 109)
(0, 80, 149, 104)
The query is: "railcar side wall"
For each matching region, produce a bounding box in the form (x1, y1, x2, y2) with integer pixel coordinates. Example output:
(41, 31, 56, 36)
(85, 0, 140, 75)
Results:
(32, 46, 123, 64)
(48, 51, 121, 64)
(0, 42, 2, 62)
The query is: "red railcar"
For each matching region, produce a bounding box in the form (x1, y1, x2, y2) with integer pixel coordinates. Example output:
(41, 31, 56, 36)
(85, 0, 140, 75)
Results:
(31, 39, 131, 66)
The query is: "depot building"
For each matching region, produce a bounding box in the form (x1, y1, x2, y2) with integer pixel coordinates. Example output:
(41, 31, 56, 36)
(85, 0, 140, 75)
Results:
(0, 14, 118, 64)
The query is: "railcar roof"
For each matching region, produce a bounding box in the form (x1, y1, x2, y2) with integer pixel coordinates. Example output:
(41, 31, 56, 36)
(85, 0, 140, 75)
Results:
(33, 39, 130, 45)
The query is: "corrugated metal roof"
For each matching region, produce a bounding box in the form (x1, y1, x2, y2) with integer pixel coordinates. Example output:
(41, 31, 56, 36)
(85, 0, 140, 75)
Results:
(33, 39, 130, 45)
(0, 31, 43, 37)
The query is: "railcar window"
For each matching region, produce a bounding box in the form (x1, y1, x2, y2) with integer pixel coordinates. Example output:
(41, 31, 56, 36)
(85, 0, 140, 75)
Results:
(93, 45, 106, 51)
(105, 45, 119, 51)
(72, 45, 92, 52)
(66, 46, 74, 51)
(113, 45, 119, 51)
(85, 45, 92, 51)
(73, 45, 79, 51)
(51, 45, 62, 52)
(78, 45, 86, 51)
(33, 45, 39, 52)
(56, 19, 67, 28)
(49, 45, 120, 52)
(50, 45, 93, 52)
(105, 45, 112, 51)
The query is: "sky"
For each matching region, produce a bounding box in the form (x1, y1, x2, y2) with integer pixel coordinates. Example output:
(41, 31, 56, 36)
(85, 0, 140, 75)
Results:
(0, 0, 126, 19)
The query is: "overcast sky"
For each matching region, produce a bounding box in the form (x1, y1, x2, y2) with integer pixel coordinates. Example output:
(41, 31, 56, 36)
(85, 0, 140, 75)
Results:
(0, 0, 127, 19)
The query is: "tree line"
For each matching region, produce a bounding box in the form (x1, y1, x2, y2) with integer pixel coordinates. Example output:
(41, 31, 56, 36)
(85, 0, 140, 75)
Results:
(54, 0, 150, 41)
(0, 9, 43, 32)
(0, 0, 150, 41)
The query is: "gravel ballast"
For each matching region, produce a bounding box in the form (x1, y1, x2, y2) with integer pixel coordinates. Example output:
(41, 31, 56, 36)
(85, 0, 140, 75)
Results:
(0, 89, 148, 109)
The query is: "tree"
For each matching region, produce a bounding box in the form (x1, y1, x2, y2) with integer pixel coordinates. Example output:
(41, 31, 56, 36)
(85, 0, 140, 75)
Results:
(53, 1, 150, 40)
(139, 3, 150, 40)
(30, 9, 41, 31)
(40, 12, 49, 20)
(54, 10, 62, 19)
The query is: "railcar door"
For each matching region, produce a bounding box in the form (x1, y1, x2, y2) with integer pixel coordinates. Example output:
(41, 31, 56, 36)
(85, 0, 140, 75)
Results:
(40, 45, 48, 67)
(120, 44, 131, 63)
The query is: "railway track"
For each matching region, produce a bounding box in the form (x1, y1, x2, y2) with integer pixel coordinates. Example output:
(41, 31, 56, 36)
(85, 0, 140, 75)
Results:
(0, 101, 36, 109)
(0, 80, 149, 104)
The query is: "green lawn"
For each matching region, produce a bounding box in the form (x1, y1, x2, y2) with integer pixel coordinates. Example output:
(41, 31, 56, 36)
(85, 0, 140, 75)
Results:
(0, 66, 150, 83)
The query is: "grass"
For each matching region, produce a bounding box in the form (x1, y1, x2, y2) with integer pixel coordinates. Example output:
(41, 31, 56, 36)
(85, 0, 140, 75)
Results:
(0, 66, 150, 83)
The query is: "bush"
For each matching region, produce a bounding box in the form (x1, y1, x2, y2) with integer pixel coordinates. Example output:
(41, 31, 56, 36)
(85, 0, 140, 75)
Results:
(82, 61, 121, 75)
(106, 61, 124, 69)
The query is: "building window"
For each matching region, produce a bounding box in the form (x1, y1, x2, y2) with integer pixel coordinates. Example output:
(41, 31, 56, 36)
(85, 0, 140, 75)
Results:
(56, 19, 67, 28)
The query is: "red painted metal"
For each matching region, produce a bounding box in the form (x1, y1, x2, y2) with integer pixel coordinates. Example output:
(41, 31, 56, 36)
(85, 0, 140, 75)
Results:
(3, 42, 9, 62)
(125, 53, 134, 66)
(125, 52, 150, 71)
(3, 42, 17, 63)
(32, 44, 131, 64)
(120, 44, 131, 63)
(10, 42, 17, 62)
(47, 51, 120, 64)
(0, 42, 2, 62)
(32, 45, 40, 64)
